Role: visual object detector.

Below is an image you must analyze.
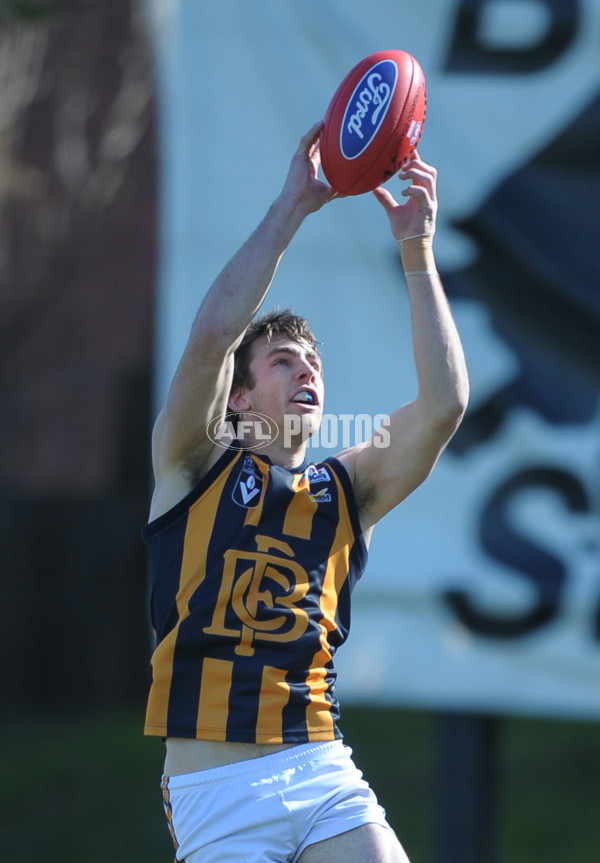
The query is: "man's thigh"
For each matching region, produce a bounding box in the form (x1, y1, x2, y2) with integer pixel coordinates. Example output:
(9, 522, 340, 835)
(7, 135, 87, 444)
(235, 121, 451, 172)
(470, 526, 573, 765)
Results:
(297, 823, 411, 863)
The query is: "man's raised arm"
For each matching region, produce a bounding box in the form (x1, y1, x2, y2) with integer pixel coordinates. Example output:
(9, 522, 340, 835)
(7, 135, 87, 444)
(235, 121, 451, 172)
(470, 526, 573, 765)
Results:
(341, 155, 469, 533)
(151, 123, 335, 492)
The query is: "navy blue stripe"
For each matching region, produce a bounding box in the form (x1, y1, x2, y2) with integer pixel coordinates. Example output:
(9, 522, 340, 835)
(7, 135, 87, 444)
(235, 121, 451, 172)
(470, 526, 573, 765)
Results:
(324, 456, 368, 575)
(147, 513, 188, 641)
(260, 462, 296, 537)
(281, 669, 310, 741)
(226, 661, 262, 743)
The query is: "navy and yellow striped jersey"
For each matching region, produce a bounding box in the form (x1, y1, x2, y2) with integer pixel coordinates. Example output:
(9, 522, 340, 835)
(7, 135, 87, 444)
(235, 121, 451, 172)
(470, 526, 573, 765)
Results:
(142, 446, 368, 744)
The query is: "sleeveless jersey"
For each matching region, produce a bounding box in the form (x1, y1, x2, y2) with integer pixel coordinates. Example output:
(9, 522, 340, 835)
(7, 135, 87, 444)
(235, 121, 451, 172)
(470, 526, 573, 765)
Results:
(142, 447, 368, 743)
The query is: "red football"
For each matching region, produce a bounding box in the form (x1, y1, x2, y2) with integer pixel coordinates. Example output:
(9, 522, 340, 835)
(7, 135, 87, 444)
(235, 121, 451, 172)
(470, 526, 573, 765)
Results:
(320, 50, 427, 196)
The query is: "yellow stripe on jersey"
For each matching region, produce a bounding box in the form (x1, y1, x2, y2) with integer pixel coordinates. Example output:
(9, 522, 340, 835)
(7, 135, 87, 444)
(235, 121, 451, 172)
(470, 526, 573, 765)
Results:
(282, 472, 317, 539)
(306, 469, 352, 740)
(145, 627, 178, 731)
(144, 454, 240, 734)
(305, 660, 335, 741)
(255, 665, 291, 742)
(196, 657, 234, 740)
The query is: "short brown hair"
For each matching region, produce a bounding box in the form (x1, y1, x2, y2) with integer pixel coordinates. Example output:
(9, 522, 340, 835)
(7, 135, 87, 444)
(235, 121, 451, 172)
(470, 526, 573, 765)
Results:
(231, 308, 320, 393)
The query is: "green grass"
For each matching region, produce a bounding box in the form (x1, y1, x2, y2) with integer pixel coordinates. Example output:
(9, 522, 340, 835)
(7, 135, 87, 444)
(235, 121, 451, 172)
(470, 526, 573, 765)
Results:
(1, 708, 598, 862)
(500, 715, 600, 863)
(1, 711, 172, 863)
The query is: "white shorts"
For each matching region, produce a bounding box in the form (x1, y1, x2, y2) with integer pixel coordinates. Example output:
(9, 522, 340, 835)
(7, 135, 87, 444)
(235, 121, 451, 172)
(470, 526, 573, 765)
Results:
(161, 740, 396, 862)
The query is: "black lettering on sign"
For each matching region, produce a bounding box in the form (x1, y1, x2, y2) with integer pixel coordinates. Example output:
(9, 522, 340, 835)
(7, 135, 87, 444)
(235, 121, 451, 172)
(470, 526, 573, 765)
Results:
(444, 467, 589, 638)
(445, 0, 579, 74)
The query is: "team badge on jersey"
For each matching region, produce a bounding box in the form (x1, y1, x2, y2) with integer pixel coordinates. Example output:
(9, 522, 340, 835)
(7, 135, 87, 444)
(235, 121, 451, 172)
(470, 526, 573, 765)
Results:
(232, 456, 264, 508)
(307, 464, 331, 483)
(308, 487, 332, 504)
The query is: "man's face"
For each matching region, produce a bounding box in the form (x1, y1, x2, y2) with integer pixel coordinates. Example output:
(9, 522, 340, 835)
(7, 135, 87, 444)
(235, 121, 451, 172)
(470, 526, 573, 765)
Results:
(232, 334, 324, 444)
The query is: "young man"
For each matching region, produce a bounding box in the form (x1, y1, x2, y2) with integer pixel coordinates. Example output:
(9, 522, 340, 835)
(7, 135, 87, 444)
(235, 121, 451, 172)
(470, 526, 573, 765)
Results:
(143, 123, 469, 862)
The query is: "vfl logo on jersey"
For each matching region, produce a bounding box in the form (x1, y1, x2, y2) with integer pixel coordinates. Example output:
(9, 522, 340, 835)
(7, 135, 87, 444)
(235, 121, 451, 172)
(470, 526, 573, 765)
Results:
(306, 465, 331, 483)
(232, 456, 264, 508)
(203, 535, 310, 656)
(308, 487, 332, 504)
(341, 59, 398, 160)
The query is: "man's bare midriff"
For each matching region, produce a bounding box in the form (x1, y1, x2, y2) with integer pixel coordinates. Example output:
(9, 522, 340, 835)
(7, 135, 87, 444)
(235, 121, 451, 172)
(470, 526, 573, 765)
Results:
(164, 737, 299, 776)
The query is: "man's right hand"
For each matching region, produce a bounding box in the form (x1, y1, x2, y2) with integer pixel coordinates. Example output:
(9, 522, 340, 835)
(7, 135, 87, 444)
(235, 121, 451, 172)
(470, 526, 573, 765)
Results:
(280, 122, 338, 215)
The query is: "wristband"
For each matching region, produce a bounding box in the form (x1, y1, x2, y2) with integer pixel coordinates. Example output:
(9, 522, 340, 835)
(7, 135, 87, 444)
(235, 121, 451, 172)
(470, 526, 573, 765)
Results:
(399, 234, 436, 275)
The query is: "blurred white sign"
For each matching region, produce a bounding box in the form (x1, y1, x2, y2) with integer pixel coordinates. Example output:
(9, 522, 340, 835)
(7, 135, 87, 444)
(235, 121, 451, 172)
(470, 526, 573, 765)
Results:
(145, 0, 600, 719)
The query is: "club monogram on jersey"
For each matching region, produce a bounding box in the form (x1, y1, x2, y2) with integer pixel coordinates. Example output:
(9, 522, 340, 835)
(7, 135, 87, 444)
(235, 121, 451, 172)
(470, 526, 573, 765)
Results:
(203, 534, 311, 657)
(142, 447, 367, 743)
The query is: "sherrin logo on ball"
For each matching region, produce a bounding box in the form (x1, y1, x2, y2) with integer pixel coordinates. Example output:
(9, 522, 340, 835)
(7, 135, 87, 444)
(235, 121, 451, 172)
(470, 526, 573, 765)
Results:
(341, 60, 399, 160)
(321, 49, 427, 196)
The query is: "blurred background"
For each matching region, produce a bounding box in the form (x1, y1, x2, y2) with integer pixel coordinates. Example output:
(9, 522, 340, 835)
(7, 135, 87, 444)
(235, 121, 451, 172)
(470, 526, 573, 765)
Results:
(1, 1, 599, 861)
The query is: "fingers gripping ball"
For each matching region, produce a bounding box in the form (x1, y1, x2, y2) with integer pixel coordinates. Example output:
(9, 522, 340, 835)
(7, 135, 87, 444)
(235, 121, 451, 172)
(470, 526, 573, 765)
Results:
(320, 50, 427, 196)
